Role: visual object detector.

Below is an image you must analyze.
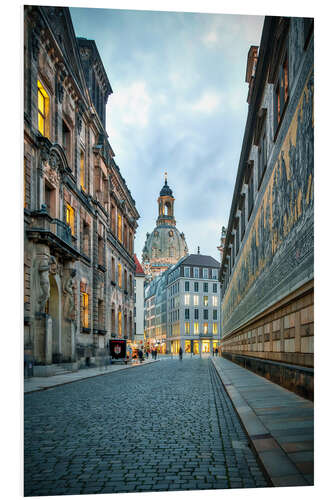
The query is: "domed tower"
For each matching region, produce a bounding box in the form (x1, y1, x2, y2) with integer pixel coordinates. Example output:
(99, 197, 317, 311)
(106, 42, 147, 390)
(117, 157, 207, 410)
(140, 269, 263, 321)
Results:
(142, 173, 188, 278)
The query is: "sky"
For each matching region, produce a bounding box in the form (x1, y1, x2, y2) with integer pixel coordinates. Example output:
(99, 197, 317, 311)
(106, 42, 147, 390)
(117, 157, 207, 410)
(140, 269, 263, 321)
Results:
(70, 6, 264, 262)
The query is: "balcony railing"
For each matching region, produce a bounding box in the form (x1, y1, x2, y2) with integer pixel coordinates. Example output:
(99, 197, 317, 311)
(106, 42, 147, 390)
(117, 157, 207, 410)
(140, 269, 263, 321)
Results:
(26, 208, 80, 259)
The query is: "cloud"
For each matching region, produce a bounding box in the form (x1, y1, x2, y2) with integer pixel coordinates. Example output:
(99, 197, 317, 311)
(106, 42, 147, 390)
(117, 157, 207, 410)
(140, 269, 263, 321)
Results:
(192, 91, 221, 114)
(110, 81, 152, 128)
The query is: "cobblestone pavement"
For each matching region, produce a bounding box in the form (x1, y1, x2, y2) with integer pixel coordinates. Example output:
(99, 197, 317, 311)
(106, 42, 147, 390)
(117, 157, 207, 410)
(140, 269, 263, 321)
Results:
(24, 358, 268, 496)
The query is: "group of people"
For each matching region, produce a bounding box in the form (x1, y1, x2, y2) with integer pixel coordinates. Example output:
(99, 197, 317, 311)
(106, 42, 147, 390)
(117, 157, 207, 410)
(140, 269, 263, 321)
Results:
(137, 348, 158, 362)
(178, 347, 219, 359)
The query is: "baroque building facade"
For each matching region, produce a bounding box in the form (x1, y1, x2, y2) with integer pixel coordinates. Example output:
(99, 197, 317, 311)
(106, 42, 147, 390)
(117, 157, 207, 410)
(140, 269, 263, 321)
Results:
(24, 6, 139, 375)
(142, 174, 188, 279)
(219, 17, 314, 398)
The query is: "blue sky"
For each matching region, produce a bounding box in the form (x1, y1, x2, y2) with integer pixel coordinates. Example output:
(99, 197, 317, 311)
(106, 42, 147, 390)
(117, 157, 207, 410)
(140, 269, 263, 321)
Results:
(70, 7, 264, 261)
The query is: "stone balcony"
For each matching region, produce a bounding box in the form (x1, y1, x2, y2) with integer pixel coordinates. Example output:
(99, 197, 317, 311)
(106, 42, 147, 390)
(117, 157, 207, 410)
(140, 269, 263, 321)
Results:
(26, 207, 80, 260)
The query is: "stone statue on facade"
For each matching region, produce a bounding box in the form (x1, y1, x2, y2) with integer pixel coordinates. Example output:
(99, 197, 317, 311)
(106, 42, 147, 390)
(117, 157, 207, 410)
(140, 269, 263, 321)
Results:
(63, 269, 76, 321)
(37, 256, 50, 313)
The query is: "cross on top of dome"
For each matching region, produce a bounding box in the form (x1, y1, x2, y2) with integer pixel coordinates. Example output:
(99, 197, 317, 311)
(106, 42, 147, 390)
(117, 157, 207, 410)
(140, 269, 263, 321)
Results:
(160, 172, 173, 197)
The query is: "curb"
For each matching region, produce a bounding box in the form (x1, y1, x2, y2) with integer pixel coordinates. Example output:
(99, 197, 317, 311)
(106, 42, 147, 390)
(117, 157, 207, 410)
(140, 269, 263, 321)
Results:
(210, 358, 309, 488)
(24, 359, 160, 394)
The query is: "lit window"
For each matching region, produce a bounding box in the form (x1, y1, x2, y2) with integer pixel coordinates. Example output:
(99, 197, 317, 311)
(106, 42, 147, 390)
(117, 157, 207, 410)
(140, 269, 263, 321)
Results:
(213, 323, 218, 335)
(203, 296, 208, 307)
(118, 213, 122, 242)
(203, 323, 208, 334)
(184, 294, 190, 305)
(185, 322, 190, 334)
(81, 293, 89, 328)
(37, 80, 49, 137)
(194, 295, 199, 306)
(194, 322, 199, 334)
(118, 263, 122, 288)
(212, 296, 218, 307)
(66, 204, 75, 235)
(118, 310, 122, 336)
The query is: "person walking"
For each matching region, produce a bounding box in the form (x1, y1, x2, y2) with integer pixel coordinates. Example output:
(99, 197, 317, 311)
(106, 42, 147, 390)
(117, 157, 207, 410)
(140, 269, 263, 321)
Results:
(138, 349, 143, 363)
(179, 346, 183, 361)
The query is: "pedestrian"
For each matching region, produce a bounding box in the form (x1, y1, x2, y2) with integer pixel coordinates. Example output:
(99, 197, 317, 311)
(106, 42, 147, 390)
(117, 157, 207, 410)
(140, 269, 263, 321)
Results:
(179, 346, 183, 361)
(138, 349, 143, 363)
(215, 348, 218, 357)
(145, 350, 149, 359)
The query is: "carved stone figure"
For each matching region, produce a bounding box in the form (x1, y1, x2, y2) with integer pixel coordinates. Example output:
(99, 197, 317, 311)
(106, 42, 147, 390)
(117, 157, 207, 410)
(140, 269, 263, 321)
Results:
(49, 255, 58, 275)
(64, 269, 76, 320)
(38, 256, 50, 313)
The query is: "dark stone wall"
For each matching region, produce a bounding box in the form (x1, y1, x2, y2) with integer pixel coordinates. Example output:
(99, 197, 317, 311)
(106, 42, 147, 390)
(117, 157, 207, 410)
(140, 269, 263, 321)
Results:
(222, 352, 313, 401)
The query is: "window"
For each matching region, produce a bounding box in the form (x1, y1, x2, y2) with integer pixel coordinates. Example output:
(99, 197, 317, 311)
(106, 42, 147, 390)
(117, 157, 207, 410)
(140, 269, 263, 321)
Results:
(203, 296, 208, 307)
(82, 222, 90, 256)
(194, 309, 199, 320)
(213, 323, 218, 335)
(62, 120, 71, 162)
(274, 51, 289, 135)
(185, 322, 190, 335)
(193, 295, 199, 306)
(203, 283, 208, 293)
(80, 151, 85, 190)
(185, 281, 190, 292)
(194, 282, 199, 292)
(184, 294, 190, 306)
(81, 292, 89, 328)
(118, 263, 122, 288)
(118, 309, 122, 336)
(212, 269, 218, 280)
(37, 80, 49, 137)
(118, 213, 122, 242)
(204, 309, 208, 320)
(212, 295, 218, 307)
(185, 309, 190, 320)
(66, 203, 75, 235)
(213, 310, 218, 320)
(98, 237, 104, 266)
(203, 268, 208, 279)
(203, 323, 208, 334)
(194, 322, 199, 334)
(213, 283, 217, 293)
(184, 267, 190, 278)
(194, 267, 199, 278)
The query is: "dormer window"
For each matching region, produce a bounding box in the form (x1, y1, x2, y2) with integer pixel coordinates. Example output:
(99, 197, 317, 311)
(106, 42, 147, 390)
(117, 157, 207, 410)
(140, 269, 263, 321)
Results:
(274, 50, 289, 137)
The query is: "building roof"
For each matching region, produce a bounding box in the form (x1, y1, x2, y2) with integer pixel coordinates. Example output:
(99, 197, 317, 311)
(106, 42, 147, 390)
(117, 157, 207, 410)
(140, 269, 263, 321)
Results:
(176, 253, 220, 268)
(134, 254, 145, 276)
(159, 179, 173, 197)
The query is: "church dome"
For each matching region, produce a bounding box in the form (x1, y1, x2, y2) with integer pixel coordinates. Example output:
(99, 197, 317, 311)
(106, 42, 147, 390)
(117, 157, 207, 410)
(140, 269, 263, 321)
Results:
(142, 174, 188, 277)
(143, 225, 188, 265)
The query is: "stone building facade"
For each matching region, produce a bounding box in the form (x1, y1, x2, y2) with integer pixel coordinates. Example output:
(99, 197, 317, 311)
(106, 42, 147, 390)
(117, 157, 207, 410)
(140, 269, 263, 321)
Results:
(144, 253, 221, 356)
(24, 6, 139, 375)
(134, 254, 145, 350)
(142, 174, 188, 279)
(219, 17, 314, 398)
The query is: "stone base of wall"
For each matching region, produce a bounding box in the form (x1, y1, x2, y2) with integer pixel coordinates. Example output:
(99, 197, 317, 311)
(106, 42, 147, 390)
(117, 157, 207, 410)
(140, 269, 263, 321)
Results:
(222, 352, 313, 401)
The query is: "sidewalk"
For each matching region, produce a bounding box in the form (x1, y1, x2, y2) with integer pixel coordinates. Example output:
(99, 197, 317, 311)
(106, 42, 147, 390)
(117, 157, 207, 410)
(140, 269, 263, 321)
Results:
(211, 356, 314, 488)
(24, 359, 159, 394)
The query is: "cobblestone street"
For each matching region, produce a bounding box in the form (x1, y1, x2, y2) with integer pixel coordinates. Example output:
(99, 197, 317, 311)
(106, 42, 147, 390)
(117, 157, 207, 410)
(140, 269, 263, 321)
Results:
(24, 358, 268, 496)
